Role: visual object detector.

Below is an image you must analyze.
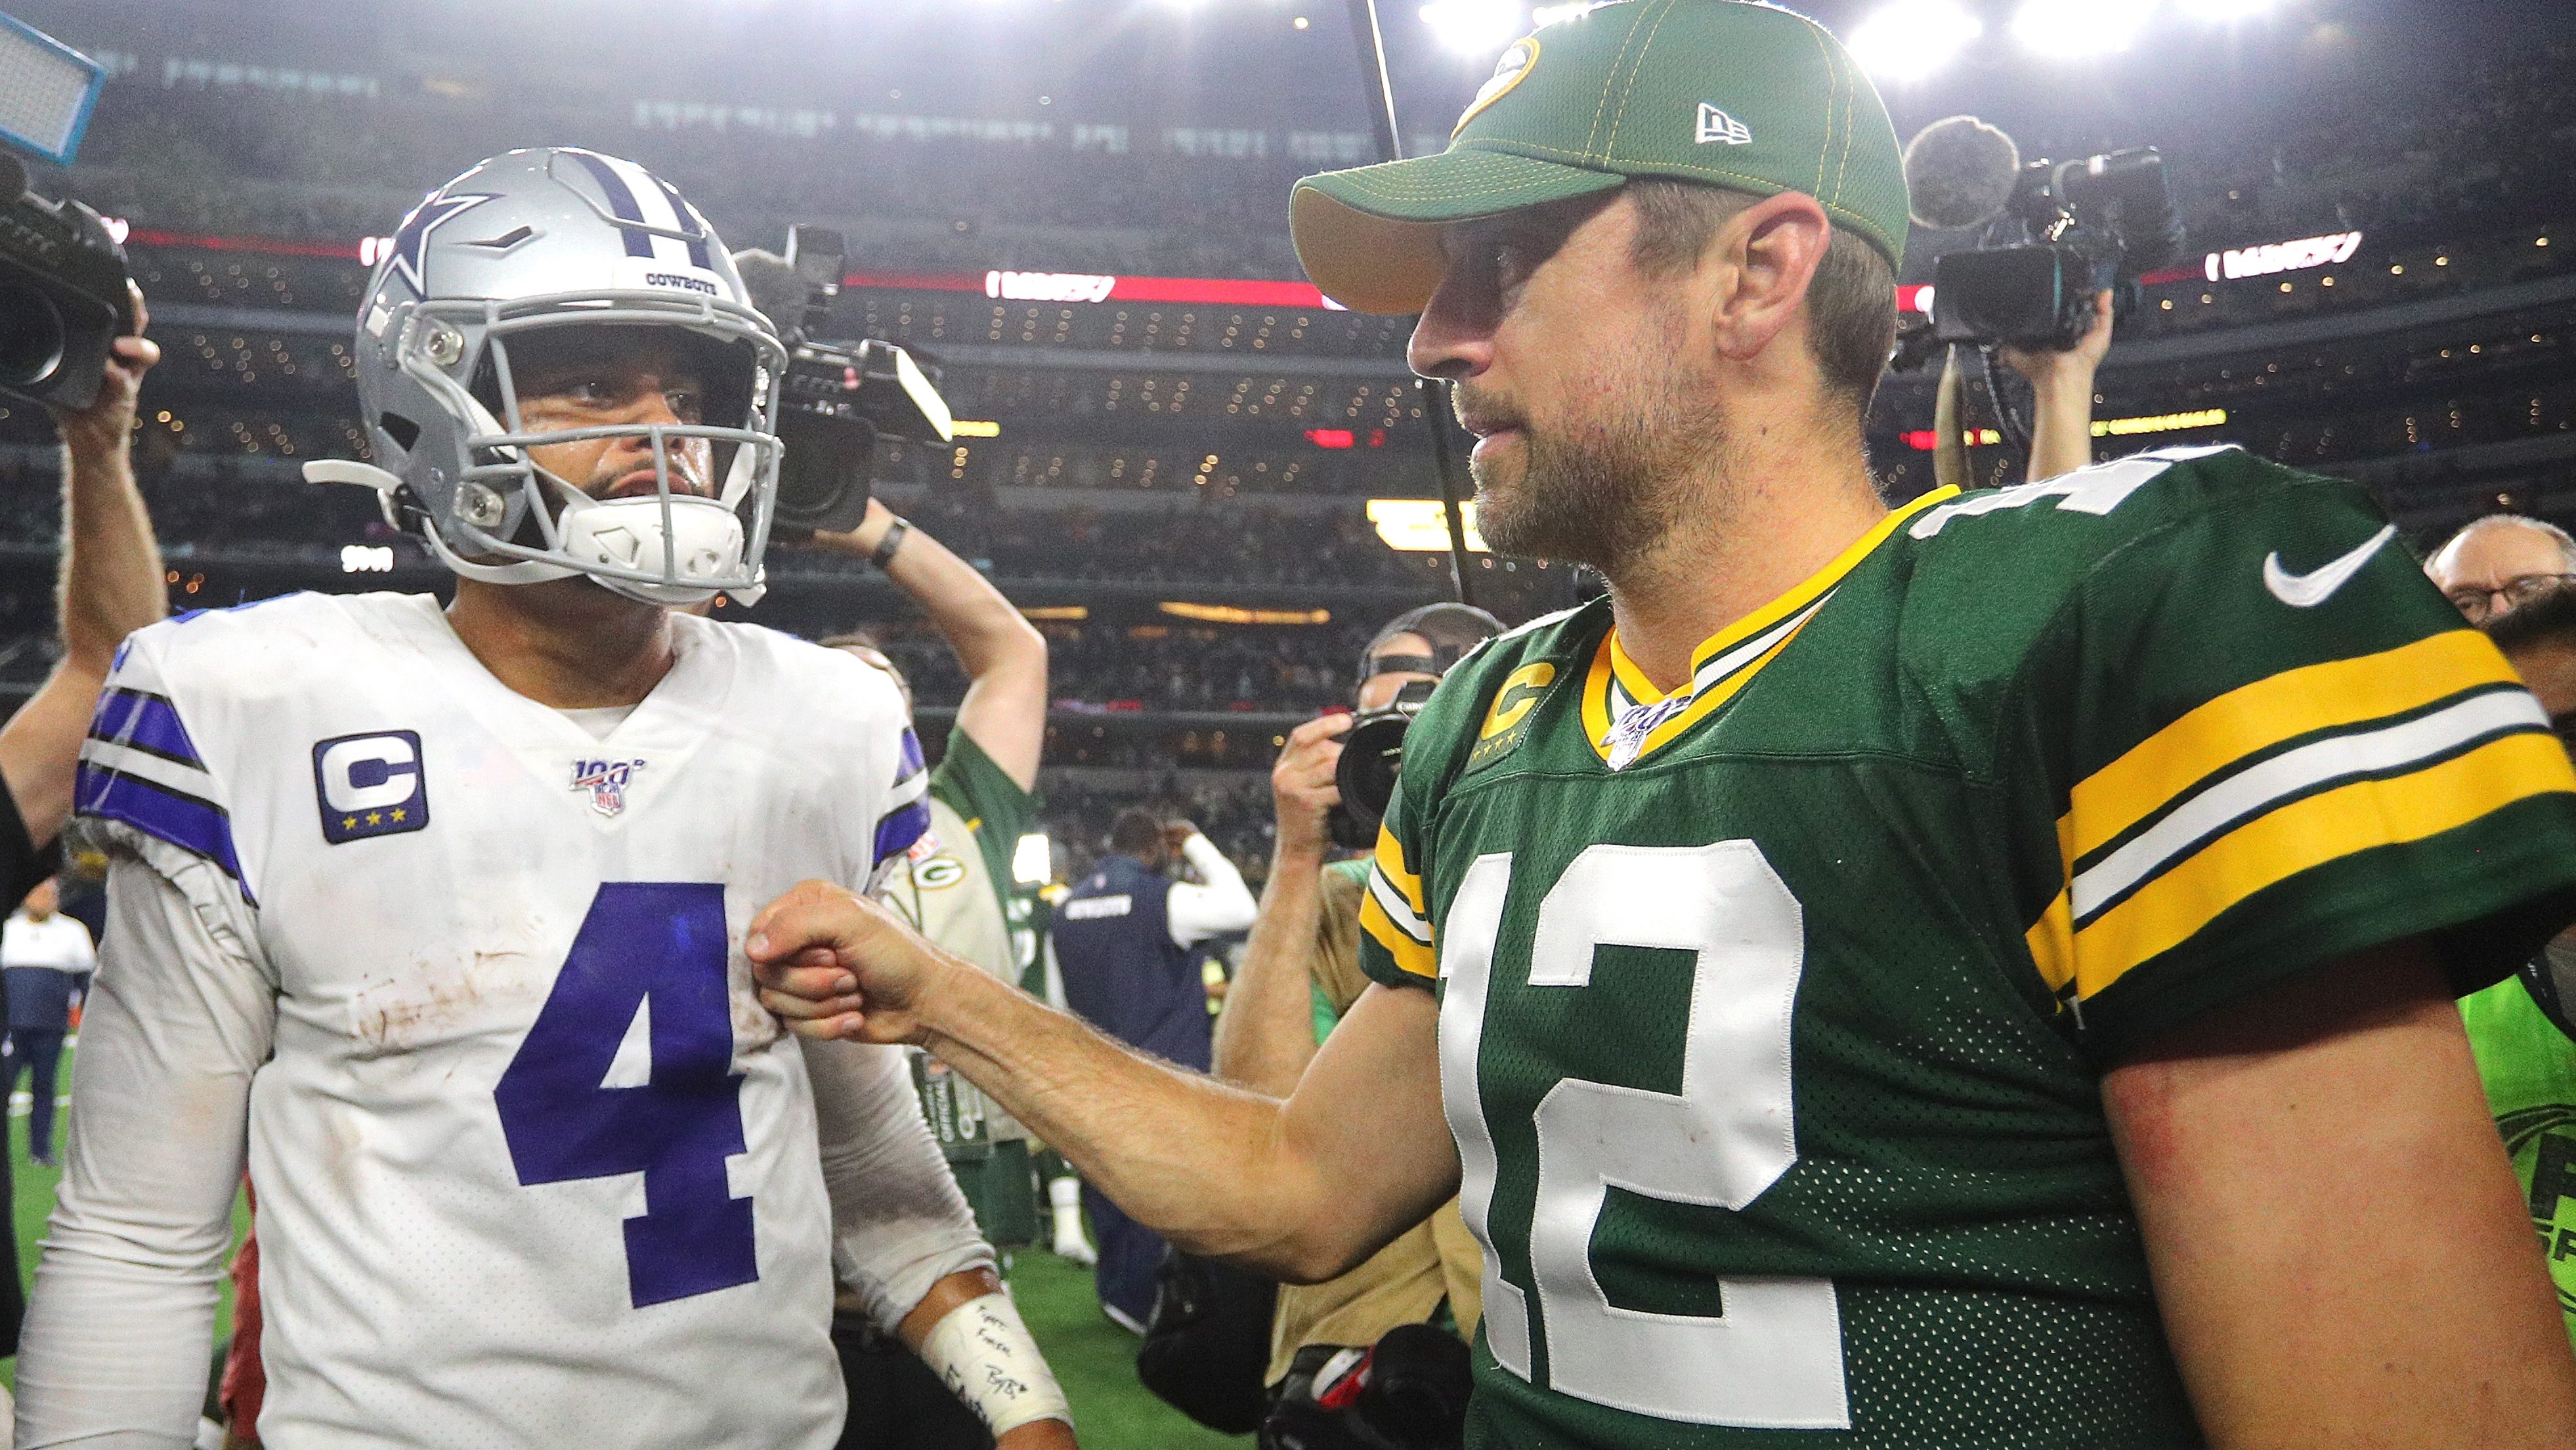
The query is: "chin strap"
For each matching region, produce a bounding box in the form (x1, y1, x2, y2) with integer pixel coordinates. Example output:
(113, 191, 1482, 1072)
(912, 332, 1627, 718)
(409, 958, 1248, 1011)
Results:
(303, 458, 586, 589)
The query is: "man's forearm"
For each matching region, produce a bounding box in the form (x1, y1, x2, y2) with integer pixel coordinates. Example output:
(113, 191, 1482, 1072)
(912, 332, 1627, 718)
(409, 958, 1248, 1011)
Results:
(880, 524, 1041, 685)
(2024, 372, 2098, 482)
(59, 434, 166, 672)
(911, 957, 1329, 1274)
(1211, 845, 1327, 1096)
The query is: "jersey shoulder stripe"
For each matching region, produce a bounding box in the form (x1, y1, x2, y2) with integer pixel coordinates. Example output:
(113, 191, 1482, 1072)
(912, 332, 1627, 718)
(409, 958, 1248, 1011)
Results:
(2025, 625, 2572, 1003)
(77, 654, 250, 894)
(870, 728, 933, 870)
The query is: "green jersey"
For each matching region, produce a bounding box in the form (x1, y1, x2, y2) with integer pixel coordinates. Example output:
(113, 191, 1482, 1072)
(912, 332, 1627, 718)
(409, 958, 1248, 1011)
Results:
(880, 724, 1041, 987)
(2461, 964, 2576, 1346)
(1357, 446, 2576, 1449)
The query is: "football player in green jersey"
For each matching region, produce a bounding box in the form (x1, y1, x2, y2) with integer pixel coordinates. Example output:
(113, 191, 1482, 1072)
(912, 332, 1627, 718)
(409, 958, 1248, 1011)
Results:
(746, 3, 2576, 1446)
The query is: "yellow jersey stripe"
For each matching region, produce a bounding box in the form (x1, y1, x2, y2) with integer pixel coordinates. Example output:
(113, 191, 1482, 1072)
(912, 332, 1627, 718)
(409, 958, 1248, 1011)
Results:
(1682, 486, 1961, 678)
(1581, 635, 1618, 761)
(1578, 487, 1960, 768)
(1607, 631, 1662, 705)
(1371, 827, 1427, 917)
(2064, 729, 2576, 999)
(1360, 891, 1438, 977)
(1634, 619, 1813, 761)
(2025, 887, 2077, 996)
(2065, 629, 2518, 864)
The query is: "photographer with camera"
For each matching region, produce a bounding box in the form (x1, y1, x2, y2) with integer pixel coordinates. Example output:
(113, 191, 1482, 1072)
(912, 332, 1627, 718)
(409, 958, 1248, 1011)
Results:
(1209, 607, 1496, 1450)
(0, 279, 165, 1367)
(1906, 114, 2163, 490)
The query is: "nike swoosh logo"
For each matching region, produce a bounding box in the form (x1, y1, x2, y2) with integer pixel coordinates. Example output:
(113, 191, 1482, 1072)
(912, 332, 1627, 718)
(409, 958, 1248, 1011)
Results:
(2263, 523, 2397, 608)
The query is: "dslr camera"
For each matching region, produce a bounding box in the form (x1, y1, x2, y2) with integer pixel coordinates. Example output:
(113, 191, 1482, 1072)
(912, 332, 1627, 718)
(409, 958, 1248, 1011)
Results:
(0, 151, 135, 412)
(737, 226, 956, 534)
(1900, 117, 2185, 355)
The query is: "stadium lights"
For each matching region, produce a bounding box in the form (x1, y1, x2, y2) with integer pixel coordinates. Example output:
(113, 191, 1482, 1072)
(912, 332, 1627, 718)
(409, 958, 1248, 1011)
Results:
(1845, 1, 1983, 83)
(1159, 601, 1335, 625)
(1369, 498, 1489, 553)
(2009, 0, 2155, 56)
(1419, 0, 1527, 56)
(2172, 0, 2285, 20)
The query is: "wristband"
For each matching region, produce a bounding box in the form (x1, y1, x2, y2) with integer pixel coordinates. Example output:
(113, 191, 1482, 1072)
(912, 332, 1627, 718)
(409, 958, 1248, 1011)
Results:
(870, 516, 912, 570)
(919, 1291, 1072, 1437)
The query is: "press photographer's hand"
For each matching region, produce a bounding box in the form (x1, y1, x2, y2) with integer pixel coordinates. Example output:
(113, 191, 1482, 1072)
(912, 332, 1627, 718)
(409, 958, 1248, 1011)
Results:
(52, 282, 158, 458)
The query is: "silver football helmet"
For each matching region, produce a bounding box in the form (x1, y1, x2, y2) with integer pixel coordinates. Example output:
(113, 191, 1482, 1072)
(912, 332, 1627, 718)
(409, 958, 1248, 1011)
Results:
(306, 148, 786, 606)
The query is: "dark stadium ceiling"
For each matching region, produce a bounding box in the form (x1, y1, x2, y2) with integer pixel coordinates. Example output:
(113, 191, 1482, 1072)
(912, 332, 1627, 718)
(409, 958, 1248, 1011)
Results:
(29, 0, 2572, 139)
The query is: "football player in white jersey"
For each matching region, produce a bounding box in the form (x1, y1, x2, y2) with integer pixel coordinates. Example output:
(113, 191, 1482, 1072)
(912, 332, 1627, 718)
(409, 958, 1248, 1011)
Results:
(14, 149, 1075, 1450)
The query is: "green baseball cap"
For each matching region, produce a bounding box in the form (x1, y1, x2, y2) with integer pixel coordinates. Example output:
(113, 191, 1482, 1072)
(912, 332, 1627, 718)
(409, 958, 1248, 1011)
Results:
(1291, 0, 1909, 315)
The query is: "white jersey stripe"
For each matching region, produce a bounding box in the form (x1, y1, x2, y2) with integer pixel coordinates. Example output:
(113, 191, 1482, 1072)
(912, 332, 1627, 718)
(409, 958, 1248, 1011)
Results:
(2070, 687, 2546, 920)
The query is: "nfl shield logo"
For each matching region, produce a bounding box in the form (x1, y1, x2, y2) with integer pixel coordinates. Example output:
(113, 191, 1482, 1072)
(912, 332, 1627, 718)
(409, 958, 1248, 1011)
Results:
(570, 757, 646, 817)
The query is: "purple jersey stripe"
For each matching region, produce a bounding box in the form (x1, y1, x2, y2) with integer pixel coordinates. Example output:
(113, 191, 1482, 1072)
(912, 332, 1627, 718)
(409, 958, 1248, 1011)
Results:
(87, 687, 204, 769)
(76, 765, 251, 899)
(872, 798, 932, 869)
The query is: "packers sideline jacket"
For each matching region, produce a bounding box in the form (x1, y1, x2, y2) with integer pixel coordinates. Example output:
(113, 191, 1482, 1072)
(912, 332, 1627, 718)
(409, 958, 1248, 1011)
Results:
(1356, 446, 2576, 1449)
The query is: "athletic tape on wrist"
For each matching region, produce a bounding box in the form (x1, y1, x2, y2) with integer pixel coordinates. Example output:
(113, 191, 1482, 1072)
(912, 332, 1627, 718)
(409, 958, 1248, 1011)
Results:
(919, 1291, 1071, 1437)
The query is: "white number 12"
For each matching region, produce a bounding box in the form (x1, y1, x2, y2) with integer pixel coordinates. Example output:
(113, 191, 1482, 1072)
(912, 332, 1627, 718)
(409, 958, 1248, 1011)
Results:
(1439, 841, 1850, 1429)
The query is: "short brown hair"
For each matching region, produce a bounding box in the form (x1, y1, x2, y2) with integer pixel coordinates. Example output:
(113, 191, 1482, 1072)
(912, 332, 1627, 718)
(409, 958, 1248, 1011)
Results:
(1625, 179, 1897, 414)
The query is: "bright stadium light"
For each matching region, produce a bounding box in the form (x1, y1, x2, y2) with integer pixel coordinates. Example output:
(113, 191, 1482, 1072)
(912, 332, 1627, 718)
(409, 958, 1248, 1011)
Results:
(1845, 0, 1983, 81)
(1420, 0, 1527, 56)
(2174, 0, 2284, 19)
(2010, 0, 2155, 56)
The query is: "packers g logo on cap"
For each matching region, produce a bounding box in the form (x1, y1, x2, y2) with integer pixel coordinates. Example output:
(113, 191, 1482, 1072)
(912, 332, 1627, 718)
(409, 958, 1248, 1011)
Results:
(1455, 37, 1539, 137)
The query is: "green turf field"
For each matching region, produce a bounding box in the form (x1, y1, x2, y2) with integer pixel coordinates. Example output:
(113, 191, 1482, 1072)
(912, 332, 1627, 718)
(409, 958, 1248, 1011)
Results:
(4, 1040, 1249, 1445)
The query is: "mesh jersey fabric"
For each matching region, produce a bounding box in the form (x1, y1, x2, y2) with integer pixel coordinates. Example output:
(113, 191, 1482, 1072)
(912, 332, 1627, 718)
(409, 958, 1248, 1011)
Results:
(1357, 446, 2576, 1448)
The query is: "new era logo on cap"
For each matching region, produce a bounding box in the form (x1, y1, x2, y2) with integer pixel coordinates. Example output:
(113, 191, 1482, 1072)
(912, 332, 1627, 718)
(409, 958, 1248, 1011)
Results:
(1696, 103, 1753, 146)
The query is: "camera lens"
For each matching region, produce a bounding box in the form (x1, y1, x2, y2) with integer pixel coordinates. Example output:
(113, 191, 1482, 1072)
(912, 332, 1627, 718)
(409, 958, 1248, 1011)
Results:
(0, 282, 66, 388)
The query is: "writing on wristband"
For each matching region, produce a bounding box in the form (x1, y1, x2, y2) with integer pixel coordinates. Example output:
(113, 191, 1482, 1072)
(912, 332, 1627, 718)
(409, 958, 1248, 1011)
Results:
(920, 1290, 1072, 1436)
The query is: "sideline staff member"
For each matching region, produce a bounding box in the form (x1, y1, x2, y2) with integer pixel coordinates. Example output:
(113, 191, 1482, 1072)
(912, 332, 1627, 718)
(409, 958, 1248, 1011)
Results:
(1050, 809, 1255, 1331)
(752, 4, 2576, 1445)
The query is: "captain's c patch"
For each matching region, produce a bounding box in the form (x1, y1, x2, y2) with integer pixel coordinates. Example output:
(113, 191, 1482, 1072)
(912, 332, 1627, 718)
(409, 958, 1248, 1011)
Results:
(314, 731, 430, 844)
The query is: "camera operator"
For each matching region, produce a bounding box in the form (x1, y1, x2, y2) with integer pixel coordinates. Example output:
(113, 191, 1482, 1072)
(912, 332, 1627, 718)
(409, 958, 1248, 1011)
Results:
(1209, 607, 1494, 1447)
(1933, 289, 2112, 490)
(2001, 290, 2114, 482)
(813, 496, 1049, 1450)
(0, 282, 165, 1360)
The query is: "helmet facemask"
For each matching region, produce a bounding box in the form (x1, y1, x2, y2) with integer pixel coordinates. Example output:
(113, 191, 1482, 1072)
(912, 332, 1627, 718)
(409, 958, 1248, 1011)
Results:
(399, 293, 786, 607)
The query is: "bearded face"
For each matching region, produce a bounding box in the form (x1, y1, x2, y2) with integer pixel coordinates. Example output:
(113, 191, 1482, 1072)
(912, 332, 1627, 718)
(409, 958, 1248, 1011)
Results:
(1459, 293, 1725, 574)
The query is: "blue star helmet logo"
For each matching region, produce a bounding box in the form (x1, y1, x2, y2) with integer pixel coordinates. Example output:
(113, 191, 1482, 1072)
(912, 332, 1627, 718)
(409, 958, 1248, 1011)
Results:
(384, 190, 498, 298)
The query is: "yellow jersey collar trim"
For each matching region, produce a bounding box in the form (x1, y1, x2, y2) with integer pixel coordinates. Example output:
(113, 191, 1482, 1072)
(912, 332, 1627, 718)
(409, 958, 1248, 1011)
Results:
(1581, 486, 1960, 767)
(1682, 486, 1959, 682)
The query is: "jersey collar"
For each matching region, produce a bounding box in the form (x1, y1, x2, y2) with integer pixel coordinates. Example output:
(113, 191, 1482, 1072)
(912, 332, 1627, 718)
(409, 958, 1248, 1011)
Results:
(1581, 486, 1960, 771)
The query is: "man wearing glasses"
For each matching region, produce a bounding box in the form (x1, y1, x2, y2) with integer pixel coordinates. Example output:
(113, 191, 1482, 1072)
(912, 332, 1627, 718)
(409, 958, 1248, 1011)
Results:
(2429, 514, 2576, 622)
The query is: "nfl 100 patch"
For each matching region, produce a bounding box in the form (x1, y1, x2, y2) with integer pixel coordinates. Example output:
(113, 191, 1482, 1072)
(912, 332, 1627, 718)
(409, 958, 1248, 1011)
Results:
(571, 756, 648, 818)
(313, 731, 430, 843)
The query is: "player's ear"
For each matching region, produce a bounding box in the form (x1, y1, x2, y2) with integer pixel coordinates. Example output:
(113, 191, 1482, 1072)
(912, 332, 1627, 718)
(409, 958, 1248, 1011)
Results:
(1708, 191, 1833, 368)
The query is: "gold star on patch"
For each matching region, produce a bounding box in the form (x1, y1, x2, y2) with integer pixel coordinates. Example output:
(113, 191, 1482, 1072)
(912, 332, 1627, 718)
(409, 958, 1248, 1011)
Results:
(341, 816, 357, 829)
(366, 811, 383, 826)
(390, 808, 406, 822)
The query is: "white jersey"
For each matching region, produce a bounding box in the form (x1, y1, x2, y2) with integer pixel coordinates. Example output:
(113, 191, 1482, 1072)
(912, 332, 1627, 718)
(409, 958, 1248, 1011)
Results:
(16, 592, 979, 1450)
